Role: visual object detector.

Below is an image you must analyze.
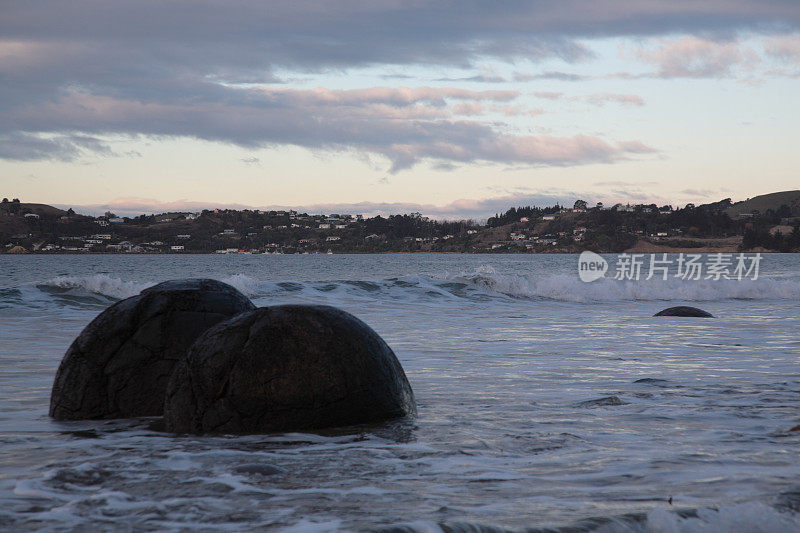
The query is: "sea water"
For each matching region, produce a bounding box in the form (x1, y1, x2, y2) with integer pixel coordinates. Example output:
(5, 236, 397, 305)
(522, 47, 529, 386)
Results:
(1, 253, 799, 532)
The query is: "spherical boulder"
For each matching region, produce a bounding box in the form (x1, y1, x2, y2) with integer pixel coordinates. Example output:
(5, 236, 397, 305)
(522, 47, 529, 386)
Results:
(49, 279, 255, 420)
(654, 306, 714, 318)
(164, 305, 416, 434)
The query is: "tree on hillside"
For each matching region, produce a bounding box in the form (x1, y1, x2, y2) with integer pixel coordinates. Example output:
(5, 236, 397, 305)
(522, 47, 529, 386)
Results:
(790, 225, 800, 250)
(574, 200, 587, 210)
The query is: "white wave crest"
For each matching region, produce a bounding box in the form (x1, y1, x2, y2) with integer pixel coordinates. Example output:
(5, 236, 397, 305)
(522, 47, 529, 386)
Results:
(220, 273, 262, 298)
(451, 270, 800, 303)
(42, 274, 153, 300)
(16, 268, 800, 309)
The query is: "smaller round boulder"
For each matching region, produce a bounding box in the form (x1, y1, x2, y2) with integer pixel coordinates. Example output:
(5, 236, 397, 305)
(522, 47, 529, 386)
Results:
(654, 306, 714, 318)
(50, 279, 255, 420)
(164, 305, 416, 434)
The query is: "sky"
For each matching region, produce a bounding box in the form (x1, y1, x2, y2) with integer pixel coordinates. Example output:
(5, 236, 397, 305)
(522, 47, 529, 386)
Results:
(1, 1, 799, 219)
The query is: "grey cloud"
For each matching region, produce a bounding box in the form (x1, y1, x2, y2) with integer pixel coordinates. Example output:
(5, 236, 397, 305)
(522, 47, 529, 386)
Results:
(3, 3, 798, 80)
(0, 133, 114, 161)
(434, 75, 507, 83)
(1, 87, 655, 171)
(515, 71, 590, 81)
(2, 1, 792, 169)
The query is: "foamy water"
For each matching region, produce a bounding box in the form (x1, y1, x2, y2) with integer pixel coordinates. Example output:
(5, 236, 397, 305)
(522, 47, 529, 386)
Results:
(1, 254, 799, 531)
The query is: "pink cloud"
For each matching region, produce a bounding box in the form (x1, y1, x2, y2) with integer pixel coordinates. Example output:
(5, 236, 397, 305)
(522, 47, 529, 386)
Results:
(260, 86, 519, 107)
(628, 37, 754, 78)
(585, 93, 645, 107)
(533, 91, 568, 100)
(59, 184, 690, 221)
(765, 34, 800, 63)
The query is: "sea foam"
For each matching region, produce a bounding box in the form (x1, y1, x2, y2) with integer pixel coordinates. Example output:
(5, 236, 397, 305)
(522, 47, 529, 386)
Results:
(6, 268, 800, 311)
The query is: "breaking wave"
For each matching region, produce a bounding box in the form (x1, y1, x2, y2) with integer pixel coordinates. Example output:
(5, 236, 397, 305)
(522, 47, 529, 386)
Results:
(3, 267, 800, 309)
(41, 274, 152, 300)
(215, 268, 800, 304)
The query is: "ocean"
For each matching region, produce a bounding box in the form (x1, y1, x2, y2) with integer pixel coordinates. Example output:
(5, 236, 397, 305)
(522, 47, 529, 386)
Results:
(1, 253, 799, 532)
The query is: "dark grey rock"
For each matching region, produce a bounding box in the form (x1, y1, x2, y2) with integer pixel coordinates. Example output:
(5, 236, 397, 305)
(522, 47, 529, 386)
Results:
(654, 306, 714, 317)
(577, 395, 628, 407)
(164, 305, 417, 434)
(633, 378, 669, 385)
(49, 279, 255, 420)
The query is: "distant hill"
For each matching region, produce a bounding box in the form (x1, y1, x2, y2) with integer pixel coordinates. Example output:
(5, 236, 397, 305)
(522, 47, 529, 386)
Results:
(0, 202, 68, 217)
(726, 190, 800, 218)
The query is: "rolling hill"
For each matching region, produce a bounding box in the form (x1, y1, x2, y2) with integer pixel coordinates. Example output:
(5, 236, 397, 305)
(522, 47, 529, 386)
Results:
(726, 190, 800, 218)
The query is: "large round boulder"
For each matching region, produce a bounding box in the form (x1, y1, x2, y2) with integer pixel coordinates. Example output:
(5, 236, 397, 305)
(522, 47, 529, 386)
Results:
(50, 279, 255, 420)
(164, 305, 416, 434)
(654, 306, 714, 318)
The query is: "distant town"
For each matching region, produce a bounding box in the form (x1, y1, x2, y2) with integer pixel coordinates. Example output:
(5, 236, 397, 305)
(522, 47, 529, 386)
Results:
(2, 191, 799, 254)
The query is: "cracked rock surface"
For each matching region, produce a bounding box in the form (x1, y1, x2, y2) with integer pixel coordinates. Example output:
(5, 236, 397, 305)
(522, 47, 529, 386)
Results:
(49, 279, 255, 420)
(164, 305, 417, 434)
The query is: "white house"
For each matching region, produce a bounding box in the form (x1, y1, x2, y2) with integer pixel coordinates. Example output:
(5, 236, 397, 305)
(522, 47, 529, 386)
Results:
(170, 245, 185, 251)
(24, 213, 39, 219)
(326, 236, 341, 242)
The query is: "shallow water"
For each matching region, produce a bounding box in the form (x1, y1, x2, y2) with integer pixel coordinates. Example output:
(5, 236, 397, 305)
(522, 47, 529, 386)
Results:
(1, 254, 799, 532)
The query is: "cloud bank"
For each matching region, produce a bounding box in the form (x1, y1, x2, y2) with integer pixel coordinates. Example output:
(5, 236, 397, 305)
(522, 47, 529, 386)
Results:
(2, 1, 798, 169)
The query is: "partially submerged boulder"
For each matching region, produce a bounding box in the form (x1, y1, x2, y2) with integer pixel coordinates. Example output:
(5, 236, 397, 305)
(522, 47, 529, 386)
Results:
(654, 306, 714, 318)
(50, 279, 255, 420)
(164, 305, 416, 434)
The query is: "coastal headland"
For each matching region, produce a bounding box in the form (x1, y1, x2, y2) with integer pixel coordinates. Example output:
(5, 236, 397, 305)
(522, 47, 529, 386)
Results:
(2, 191, 799, 254)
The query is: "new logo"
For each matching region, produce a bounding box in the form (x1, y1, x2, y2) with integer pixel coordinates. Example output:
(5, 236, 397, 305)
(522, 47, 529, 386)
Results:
(578, 251, 608, 282)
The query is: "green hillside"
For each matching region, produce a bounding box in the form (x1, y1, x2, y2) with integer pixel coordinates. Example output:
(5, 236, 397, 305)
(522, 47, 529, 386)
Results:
(726, 190, 800, 218)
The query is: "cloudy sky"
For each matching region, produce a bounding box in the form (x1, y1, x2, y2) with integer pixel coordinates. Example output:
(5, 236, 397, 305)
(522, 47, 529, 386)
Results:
(1, 1, 799, 218)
